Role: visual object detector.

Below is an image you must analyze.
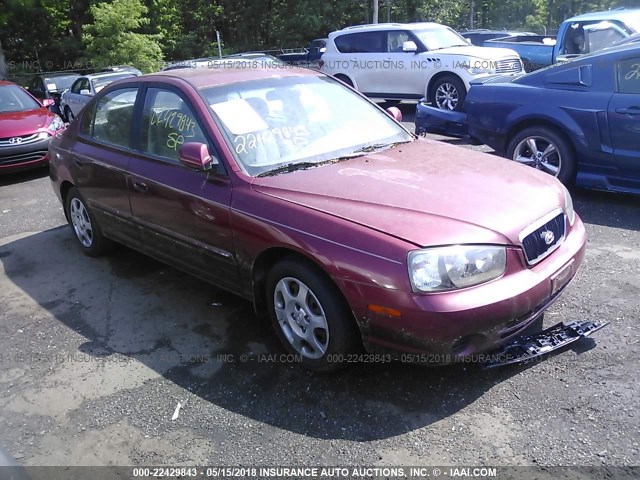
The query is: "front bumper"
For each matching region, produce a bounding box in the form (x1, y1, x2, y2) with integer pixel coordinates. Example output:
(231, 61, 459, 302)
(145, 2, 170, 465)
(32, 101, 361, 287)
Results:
(0, 136, 52, 173)
(341, 215, 587, 362)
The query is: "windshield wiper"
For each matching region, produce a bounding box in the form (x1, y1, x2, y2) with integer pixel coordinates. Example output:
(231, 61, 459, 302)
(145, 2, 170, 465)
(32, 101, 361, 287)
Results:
(346, 141, 409, 156)
(257, 162, 319, 177)
(257, 141, 410, 177)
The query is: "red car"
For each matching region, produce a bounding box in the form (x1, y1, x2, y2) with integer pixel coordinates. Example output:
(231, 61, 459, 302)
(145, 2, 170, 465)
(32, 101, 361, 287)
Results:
(49, 68, 586, 371)
(0, 81, 66, 173)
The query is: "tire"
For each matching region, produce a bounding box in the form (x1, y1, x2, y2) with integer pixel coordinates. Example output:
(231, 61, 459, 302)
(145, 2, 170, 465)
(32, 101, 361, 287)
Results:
(431, 75, 466, 111)
(265, 257, 361, 372)
(334, 74, 354, 88)
(65, 187, 115, 257)
(506, 126, 576, 185)
(64, 106, 74, 122)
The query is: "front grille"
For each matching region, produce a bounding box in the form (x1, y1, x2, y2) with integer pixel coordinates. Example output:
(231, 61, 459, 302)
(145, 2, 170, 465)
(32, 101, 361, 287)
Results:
(495, 58, 523, 74)
(0, 133, 42, 147)
(0, 150, 48, 166)
(520, 210, 566, 265)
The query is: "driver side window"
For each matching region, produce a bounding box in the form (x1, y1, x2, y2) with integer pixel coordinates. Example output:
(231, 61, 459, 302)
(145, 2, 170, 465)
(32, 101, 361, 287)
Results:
(617, 58, 640, 94)
(71, 79, 87, 94)
(140, 88, 208, 163)
(387, 31, 411, 52)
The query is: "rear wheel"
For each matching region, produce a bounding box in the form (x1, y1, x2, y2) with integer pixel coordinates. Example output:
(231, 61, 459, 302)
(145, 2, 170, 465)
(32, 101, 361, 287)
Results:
(65, 187, 114, 256)
(506, 126, 576, 185)
(265, 257, 361, 372)
(431, 75, 466, 111)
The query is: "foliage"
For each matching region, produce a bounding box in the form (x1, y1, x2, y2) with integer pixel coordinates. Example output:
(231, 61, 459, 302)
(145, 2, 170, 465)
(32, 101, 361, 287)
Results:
(82, 0, 164, 72)
(1, 0, 639, 76)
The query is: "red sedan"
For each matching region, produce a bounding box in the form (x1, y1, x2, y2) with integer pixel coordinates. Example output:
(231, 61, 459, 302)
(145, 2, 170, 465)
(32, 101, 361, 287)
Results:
(0, 80, 66, 173)
(49, 67, 586, 371)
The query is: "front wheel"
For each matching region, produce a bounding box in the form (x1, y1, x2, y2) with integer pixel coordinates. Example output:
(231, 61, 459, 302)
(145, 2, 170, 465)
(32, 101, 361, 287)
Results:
(431, 75, 466, 111)
(65, 187, 114, 256)
(64, 106, 74, 122)
(506, 126, 576, 185)
(265, 258, 361, 372)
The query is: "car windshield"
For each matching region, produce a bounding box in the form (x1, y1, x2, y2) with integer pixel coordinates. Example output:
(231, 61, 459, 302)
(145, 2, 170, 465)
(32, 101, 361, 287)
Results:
(201, 75, 412, 176)
(0, 85, 41, 113)
(414, 27, 470, 50)
(629, 19, 640, 34)
(45, 75, 78, 91)
(91, 73, 135, 93)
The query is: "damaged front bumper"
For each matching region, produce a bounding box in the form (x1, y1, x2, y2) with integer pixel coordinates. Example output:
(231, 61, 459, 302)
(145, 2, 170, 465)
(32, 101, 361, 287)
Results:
(481, 320, 609, 369)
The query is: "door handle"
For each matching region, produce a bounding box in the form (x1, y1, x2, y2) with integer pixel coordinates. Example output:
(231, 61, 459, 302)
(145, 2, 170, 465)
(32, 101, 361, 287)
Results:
(73, 156, 84, 168)
(615, 107, 640, 115)
(132, 181, 148, 193)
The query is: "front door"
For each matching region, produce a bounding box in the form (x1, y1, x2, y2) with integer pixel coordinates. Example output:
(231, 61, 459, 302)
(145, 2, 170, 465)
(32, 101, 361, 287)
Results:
(127, 86, 239, 291)
(609, 56, 640, 185)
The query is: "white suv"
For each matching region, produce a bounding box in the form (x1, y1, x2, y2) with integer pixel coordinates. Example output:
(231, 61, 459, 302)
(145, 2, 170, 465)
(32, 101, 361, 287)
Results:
(320, 22, 524, 111)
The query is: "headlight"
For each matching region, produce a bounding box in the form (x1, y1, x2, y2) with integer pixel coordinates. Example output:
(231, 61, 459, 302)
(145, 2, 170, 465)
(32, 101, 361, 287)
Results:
(562, 185, 575, 226)
(466, 66, 496, 75)
(408, 245, 506, 293)
(47, 115, 65, 132)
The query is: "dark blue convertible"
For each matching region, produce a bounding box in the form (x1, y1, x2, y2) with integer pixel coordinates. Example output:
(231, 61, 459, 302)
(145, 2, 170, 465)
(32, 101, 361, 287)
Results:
(415, 43, 640, 194)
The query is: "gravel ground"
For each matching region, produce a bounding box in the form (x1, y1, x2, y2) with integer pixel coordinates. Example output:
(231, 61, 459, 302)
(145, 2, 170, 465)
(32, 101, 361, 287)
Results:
(0, 108, 638, 471)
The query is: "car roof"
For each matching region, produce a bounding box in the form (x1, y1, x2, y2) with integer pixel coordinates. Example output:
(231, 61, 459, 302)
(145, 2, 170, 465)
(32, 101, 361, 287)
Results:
(565, 8, 640, 23)
(32, 72, 80, 79)
(138, 66, 321, 89)
(0, 80, 19, 87)
(83, 71, 138, 81)
(332, 22, 445, 35)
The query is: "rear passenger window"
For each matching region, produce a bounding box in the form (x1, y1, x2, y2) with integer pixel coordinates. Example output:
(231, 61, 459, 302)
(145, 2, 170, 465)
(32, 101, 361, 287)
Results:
(140, 88, 208, 162)
(92, 88, 138, 148)
(334, 32, 387, 53)
(617, 58, 640, 94)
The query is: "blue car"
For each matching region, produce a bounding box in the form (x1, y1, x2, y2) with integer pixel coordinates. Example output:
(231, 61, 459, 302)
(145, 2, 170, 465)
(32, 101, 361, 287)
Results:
(415, 43, 640, 194)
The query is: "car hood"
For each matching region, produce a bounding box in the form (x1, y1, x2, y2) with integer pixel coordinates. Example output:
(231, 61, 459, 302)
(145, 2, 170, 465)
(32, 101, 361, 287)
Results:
(435, 45, 519, 60)
(0, 108, 53, 137)
(252, 138, 566, 247)
(470, 74, 520, 85)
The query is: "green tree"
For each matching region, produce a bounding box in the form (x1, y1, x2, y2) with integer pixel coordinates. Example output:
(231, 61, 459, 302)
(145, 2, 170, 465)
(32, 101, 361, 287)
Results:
(83, 0, 164, 72)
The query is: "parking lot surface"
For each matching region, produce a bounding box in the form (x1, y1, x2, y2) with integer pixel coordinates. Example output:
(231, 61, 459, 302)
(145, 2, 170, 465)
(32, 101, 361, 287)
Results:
(0, 112, 639, 467)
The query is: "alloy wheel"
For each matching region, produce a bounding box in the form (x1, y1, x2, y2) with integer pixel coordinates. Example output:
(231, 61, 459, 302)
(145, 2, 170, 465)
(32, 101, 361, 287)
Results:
(512, 136, 561, 176)
(435, 83, 459, 110)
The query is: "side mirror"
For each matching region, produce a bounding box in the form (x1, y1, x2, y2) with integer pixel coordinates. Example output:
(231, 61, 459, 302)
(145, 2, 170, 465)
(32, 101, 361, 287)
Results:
(80, 89, 91, 96)
(386, 106, 403, 122)
(41, 98, 55, 107)
(179, 142, 218, 171)
(402, 41, 418, 53)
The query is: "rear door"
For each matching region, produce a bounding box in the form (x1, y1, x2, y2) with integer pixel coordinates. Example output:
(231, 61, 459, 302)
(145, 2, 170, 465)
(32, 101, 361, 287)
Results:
(335, 31, 387, 94)
(608, 56, 640, 183)
(72, 86, 141, 246)
(127, 86, 239, 291)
